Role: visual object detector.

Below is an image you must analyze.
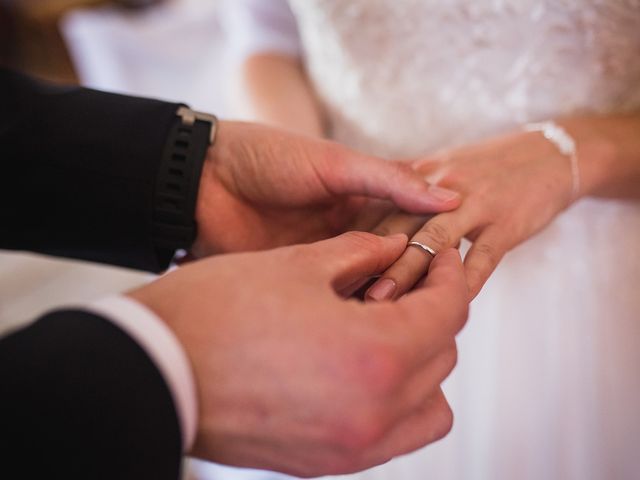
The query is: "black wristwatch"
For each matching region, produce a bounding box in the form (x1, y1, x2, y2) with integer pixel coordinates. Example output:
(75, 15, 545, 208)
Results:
(152, 106, 218, 266)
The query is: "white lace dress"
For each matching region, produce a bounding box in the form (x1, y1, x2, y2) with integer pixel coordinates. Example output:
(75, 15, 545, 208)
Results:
(216, 1, 640, 479)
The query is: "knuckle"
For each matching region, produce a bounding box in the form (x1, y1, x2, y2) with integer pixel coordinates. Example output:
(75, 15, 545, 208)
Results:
(441, 307, 468, 337)
(390, 160, 414, 178)
(427, 343, 459, 386)
(441, 342, 459, 374)
(431, 399, 454, 442)
(438, 168, 460, 186)
(416, 221, 452, 249)
(284, 244, 321, 271)
(339, 231, 392, 273)
(454, 301, 470, 332)
(342, 231, 385, 252)
(333, 407, 390, 453)
(390, 162, 424, 191)
(318, 143, 350, 188)
(434, 401, 453, 440)
(473, 241, 501, 267)
(428, 297, 468, 335)
(348, 340, 406, 397)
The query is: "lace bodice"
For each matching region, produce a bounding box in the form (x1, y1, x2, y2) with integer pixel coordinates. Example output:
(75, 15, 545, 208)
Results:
(288, 0, 640, 158)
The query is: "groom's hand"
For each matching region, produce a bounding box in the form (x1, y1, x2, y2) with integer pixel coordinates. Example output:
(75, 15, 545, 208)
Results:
(129, 232, 469, 477)
(190, 121, 460, 257)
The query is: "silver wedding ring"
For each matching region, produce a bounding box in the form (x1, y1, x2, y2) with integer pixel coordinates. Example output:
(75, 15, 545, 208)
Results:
(407, 241, 438, 258)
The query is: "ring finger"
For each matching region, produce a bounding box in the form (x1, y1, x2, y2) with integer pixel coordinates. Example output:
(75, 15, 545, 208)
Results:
(365, 206, 479, 301)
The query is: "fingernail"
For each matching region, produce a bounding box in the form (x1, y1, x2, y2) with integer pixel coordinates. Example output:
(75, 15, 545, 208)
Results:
(366, 278, 397, 302)
(427, 185, 459, 202)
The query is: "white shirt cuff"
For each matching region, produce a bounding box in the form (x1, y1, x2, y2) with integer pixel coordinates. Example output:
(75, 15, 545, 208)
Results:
(85, 295, 197, 452)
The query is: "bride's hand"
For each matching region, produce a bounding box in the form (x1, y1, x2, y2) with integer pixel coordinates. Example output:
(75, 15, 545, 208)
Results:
(364, 127, 581, 301)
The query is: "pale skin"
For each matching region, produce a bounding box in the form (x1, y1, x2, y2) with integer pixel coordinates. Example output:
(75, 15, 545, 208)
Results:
(190, 120, 460, 258)
(236, 52, 640, 300)
(128, 121, 469, 476)
(130, 234, 468, 477)
(366, 114, 640, 301)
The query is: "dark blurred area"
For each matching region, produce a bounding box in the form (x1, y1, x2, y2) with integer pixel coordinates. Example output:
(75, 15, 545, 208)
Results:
(0, 0, 164, 83)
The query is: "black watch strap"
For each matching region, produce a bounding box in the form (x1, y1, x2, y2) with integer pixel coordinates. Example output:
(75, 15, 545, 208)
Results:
(152, 106, 218, 267)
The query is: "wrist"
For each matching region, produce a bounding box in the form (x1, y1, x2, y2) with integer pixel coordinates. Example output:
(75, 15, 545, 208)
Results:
(153, 107, 218, 266)
(190, 121, 250, 258)
(555, 116, 619, 199)
(524, 120, 581, 201)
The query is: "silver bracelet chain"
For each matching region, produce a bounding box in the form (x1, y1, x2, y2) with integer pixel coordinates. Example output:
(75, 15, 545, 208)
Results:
(524, 121, 581, 199)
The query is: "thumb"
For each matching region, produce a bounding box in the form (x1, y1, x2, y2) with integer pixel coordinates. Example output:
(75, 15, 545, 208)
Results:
(326, 150, 461, 213)
(400, 248, 470, 336)
(306, 232, 409, 293)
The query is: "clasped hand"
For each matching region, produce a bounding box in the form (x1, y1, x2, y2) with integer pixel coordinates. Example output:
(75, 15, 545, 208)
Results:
(195, 122, 580, 307)
(129, 121, 470, 477)
(141, 121, 578, 476)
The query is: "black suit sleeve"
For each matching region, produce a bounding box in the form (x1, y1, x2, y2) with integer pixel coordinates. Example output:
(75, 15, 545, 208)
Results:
(0, 310, 183, 479)
(0, 68, 182, 272)
(0, 69, 203, 477)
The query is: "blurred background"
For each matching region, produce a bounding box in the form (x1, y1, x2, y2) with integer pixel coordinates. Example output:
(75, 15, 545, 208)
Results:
(0, 1, 266, 478)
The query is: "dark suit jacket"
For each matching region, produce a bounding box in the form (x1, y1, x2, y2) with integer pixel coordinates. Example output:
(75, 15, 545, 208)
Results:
(0, 69, 197, 479)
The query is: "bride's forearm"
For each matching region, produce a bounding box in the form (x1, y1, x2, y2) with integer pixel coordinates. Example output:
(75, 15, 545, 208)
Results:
(561, 114, 640, 200)
(232, 53, 326, 137)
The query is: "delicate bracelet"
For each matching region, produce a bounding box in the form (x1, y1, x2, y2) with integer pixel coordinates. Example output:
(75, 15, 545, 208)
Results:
(523, 121, 581, 199)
